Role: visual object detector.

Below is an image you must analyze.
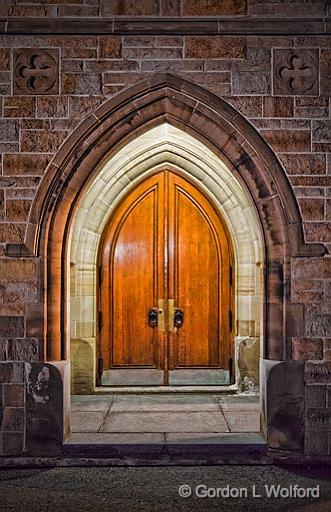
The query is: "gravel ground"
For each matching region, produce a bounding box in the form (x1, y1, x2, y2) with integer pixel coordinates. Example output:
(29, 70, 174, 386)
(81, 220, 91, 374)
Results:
(0, 465, 330, 512)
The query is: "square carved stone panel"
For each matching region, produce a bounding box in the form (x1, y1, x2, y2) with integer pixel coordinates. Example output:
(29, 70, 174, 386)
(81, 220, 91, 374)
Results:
(273, 49, 319, 96)
(13, 49, 59, 95)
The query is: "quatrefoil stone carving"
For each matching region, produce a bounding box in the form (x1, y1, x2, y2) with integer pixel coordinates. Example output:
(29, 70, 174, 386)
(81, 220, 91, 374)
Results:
(273, 49, 319, 96)
(13, 49, 59, 95)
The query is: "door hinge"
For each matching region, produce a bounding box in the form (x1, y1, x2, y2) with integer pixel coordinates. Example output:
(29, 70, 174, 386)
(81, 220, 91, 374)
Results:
(229, 310, 233, 331)
(98, 310, 102, 331)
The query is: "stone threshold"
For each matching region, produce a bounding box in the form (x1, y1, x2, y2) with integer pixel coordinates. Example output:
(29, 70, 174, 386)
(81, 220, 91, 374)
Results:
(2, 452, 331, 468)
(94, 385, 240, 394)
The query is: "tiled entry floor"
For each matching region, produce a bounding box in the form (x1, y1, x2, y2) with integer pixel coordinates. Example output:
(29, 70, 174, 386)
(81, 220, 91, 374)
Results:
(69, 394, 261, 444)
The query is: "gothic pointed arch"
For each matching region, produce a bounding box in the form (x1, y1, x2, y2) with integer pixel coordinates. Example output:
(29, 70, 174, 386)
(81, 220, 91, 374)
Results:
(22, 73, 325, 361)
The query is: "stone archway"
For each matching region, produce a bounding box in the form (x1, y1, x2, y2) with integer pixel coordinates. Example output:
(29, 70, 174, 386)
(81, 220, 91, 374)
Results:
(22, 73, 325, 452)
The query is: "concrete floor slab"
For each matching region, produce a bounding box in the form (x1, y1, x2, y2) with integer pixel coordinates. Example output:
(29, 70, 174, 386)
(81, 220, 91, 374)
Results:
(102, 411, 230, 433)
(68, 433, 165, 444)
(111, 400, 219, 412)
(71, 401, 111, 412)
(71, 412, 106, 432)
(222, 411, 260, 432)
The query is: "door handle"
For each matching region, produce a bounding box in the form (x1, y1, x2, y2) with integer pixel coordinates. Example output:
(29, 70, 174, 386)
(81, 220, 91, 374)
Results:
(174, 308, 184, 328)
(168, 299, 184, 330)
(147, 308, 158, 327)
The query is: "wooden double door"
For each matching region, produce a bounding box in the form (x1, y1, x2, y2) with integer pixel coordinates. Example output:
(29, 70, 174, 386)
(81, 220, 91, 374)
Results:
(98, 170, 234, 386)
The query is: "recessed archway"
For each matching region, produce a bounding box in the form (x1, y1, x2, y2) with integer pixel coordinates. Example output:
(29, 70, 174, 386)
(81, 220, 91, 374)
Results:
(69, 123, 264, 393)
(22, 73, 325, 450)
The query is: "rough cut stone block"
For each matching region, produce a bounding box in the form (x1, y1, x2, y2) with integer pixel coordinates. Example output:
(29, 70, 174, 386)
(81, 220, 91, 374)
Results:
(4, 97, 36, 118)
(185, 37, 246, 59)
(1, 407, 24, 431)
(102, 0, 159, 15)
(278, 154, 326, 176)
(232, 71, 270, 94)
(312, 120, 331, 143)
(3, 384, 24, 407)
(61, 73, 101, 95)
(305, 361, 331, 384)
(98, 36, 122, 59)
(0, 120, 19, 142)
(13, 49, 59, 96)
(295, 97, 329, 118)
(0, 432, 24, 456)
(305, 431, 329, 456)
(183, 0, 247, 15)
(0, 317, 24, 337)
(273, 49, 319, 96)
(304, 223, 331, 243)
(298, 198, 325, 221)
(0, 49, 10, 71)
(21, 130, 67, 153)
(292, 279, 324, 303)
(5, 199, 31, 222)
(0, 362, 24, 384)
(69, 96, 103, 118)
(306, 408, 331, 432)
(292, 338, 324, 361)
(261, 130, 311, 152)
(37, 97, 69, 118)
(263, 96, 293, 117)
(6, 338, 39, 362)
(0, 224, 25, 244)
(225, 96, 262, 117)
(3, 153, 52, 176)
(161, 0, 181, 16)
(305, 385, 327, 408)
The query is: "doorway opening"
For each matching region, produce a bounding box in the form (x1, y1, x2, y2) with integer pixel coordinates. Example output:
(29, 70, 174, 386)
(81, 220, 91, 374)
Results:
(98, 169, 234, 387)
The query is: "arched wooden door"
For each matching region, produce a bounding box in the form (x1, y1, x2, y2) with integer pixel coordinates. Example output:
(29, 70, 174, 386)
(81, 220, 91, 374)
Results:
(98, 170, 234, 386)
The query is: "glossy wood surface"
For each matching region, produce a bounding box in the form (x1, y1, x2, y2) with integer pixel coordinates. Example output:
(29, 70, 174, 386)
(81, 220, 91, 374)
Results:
(98, 170, 233, 384)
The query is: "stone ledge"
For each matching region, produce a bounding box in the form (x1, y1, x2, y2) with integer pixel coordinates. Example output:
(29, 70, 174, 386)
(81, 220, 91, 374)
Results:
(0, 17, 328, 36)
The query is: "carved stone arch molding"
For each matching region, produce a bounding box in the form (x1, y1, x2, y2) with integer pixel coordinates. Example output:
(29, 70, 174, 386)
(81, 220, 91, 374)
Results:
(18, 73, 325, 362)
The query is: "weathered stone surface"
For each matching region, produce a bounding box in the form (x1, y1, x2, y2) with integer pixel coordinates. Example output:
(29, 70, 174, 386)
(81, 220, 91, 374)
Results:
(5, 199, 31, 222)
(71, 338, 95, 394)
(0, 338, 40, 362)
(320, 48, 331, 98)
(185, 37, 246, 59)
(305, 431, 329, 456)
(13, 48, 59, 96)
(226, 96, 262, 117)
(37, 97, 69, 118)
(312, 120, 331, 143)
(266, 362, 304, 451)
(3, 383, 24, 407)
(237, 337, 259, 391)
(183, 0, 247, 15)
(102, 0, 159, 15)
(61, 73, 102, 95)
(98, 36, 122, 59)
(273, 49, 319, 95)
(305, 361, 331, 384)
(0, 317, 24, 337)
(25, 362, 65, 455)
(21, 129, 67, 152)
(292, 338, 324, 361)
(295, 97, 329, 118)
(4, 96, 35, 118)
(0, 431, 24, 456)
(298, 198, 325, 221)
(261, 130, 311, 152)
(263, 96, 293, 117)
(0, 362, 24, 384)
(0, 120, 19, 141)
(278, 154, 326, 176)
(232, 71, 270, 94)
(3, 153, 52, 176)
(305, 385, 327, 408)
(1, 407, 24, 431)
(161, 0, 181, 16)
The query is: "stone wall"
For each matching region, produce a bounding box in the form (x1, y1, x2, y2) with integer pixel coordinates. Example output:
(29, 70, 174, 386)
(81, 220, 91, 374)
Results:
(0, 1, 330, 456)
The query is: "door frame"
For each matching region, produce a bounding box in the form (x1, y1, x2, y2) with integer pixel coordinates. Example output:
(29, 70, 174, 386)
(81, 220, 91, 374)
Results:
(96, 167, 235, 387)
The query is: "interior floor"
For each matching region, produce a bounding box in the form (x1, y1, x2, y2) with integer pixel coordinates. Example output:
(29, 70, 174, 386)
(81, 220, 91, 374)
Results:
(69, 393, 261, 444)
